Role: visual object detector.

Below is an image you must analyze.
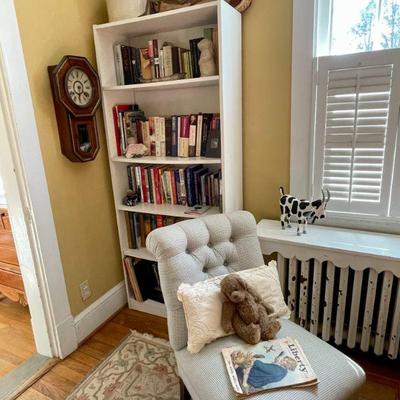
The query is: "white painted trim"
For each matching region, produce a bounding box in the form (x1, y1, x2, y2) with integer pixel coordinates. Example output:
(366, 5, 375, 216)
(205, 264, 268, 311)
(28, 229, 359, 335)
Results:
(0, 0, 78, 358)
(74, 281, 127, 343)
(290, 0, 316, 198)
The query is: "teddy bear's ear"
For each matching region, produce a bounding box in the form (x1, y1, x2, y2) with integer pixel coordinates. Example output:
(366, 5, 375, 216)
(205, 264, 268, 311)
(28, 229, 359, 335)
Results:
(236, 276, 248, 290)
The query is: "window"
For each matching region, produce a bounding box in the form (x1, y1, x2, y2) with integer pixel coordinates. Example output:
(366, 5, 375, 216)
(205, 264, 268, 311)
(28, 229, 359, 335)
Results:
(292, 0, 400, 230)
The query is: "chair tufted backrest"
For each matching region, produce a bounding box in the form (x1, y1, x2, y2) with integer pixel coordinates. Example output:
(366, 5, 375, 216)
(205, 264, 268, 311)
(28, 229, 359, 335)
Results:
(146, 210, 264, 351)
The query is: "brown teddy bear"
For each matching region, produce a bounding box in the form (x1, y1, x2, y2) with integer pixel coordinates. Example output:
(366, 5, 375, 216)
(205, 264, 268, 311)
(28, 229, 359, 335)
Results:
(220, 274, 281, 345)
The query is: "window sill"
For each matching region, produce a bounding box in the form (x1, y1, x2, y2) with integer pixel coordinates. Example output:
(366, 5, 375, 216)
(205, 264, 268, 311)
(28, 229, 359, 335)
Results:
(257, 219, 400, 265)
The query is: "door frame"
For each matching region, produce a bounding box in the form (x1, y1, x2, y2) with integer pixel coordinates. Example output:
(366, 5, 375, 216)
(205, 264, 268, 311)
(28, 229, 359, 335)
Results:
(0, 0, 78, 358)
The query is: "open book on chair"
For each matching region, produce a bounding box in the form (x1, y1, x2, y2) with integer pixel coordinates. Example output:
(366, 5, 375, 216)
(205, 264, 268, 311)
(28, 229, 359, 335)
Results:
(222, 337, 318, 397)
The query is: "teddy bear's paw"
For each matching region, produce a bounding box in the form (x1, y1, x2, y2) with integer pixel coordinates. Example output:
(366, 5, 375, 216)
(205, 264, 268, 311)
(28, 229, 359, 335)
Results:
(262, 319, 281, 340)
(246, 323, 261, 345)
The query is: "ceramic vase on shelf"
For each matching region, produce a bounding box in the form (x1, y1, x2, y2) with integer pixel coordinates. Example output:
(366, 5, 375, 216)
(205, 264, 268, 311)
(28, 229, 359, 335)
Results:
(106, 0, 149, 22)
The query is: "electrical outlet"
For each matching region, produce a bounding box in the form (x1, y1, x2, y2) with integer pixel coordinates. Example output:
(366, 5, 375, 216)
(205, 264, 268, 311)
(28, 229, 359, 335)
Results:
(79, 280, 92, 301)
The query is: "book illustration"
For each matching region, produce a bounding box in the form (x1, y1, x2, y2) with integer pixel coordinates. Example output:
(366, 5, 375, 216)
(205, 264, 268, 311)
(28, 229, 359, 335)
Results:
(222, 337, 317, 397)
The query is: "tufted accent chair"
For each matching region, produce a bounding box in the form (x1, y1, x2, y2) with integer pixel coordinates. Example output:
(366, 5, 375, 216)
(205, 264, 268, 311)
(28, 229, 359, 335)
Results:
(146, 211, 365, 400)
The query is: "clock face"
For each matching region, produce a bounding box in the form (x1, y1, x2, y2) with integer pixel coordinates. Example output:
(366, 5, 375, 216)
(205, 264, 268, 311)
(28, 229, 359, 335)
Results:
(65, 68, 93, 107)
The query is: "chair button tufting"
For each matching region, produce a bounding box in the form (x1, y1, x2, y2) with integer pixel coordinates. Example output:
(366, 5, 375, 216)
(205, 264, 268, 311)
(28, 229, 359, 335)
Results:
(207, 243, 212, 248)
(223, 261, 228, 267)
(185, 249, 190, 254)
(229, 237, 234, 242)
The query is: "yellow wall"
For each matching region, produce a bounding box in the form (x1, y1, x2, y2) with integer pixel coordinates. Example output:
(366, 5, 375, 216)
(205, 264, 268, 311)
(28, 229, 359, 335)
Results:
(14, 0, 123, 315)
(13, 0, 292, 314)
(242, 0, 292, 221)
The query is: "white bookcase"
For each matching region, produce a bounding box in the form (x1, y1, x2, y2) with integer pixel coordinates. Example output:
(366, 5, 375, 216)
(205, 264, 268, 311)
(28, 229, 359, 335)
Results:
(93, 0, 242, 317)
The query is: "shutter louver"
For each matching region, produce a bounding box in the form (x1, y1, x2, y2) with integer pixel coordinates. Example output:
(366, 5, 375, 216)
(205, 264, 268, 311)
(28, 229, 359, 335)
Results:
(313, 51, 400, 216)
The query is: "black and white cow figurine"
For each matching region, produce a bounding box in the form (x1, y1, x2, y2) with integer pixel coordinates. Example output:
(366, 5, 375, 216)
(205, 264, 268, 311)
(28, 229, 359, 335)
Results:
(279, 187, 330, 236)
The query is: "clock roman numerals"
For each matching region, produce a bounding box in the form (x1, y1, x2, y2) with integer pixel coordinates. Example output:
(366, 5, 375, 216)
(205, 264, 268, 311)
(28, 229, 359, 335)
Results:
(65, 67, 93, 107)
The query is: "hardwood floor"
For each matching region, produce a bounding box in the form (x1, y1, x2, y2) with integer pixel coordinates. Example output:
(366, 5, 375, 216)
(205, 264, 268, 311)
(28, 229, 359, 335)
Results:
(0, 298, 35, 378)
(2, 304, 397, 400)
(17, 307, 168, 400)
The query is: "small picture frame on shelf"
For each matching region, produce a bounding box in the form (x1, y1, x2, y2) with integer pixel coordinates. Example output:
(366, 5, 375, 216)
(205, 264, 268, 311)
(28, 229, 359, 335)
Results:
(205, 128, 221, 158)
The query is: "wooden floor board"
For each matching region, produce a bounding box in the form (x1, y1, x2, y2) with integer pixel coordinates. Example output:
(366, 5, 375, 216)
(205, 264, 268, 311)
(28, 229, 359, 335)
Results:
(0, 298, 34, 378)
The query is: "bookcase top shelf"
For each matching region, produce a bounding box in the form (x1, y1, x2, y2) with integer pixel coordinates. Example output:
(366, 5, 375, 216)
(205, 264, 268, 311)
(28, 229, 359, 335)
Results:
(118, 203, 220, 218)
(93, 1, 218, 37)
(112, 156, 221, 165)
(103, 76, 219, 92)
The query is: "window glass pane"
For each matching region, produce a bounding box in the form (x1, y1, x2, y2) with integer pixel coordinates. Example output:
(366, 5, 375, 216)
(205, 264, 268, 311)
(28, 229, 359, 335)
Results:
(380, 0, 400, 49)
(331, 0, 378, 55)
(330, 0, 400, 55)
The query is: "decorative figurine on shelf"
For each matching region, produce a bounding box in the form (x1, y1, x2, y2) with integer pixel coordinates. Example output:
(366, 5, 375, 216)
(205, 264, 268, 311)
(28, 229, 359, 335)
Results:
(279, 187, 331, 236)
(123, 191, 139, 207)
(125, 143, 149, 158)
(198, 38, 217, 77)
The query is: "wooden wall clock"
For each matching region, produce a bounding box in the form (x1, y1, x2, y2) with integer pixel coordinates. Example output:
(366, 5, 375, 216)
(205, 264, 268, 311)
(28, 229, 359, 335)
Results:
(48, 55, 101, 162)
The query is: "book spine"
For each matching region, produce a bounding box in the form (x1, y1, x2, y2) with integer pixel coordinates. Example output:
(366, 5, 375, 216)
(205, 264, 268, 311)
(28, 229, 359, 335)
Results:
(163, 46, 173, 77)
(189, 39, 200, 78)
(118, 111, 127, 154)
(129, 212, 137, 249)
(113, 44, 124, 85)
(153, 167, 162, 205)
(185, 167, 194, 207)
(125, 212, 133, 248)
(201, 114, 212, 157)
(159, 49, 164, 78)
(165, 117, 172, 157)
(127, 165, 133, 190)
(139, 214, 146, 247)
(153, 39, 160, 79)
(170, 170, 177, 205)
(196, 113, 203, 157)
(112, 106, 122, 156)
(121, 45, 134, 85)
(140, 166, 148, 203)
(156, 215, 163, 228)
(154, 116, 161, 157)
(160, 117, 166, 157)
(171, 47, 180, 75)
(147, 168, 154, 203)
(171, 116, 178, 157)
(179, 169, 187, 206)
(133, 213, 141, 248)
(189, 115, 197, 157)
(175, 169, 181, 204)
(135, 166, 142, 202)
(148, 117, 156, 156)
(148, 40, 155, 79)
(179, 115, 190, 158)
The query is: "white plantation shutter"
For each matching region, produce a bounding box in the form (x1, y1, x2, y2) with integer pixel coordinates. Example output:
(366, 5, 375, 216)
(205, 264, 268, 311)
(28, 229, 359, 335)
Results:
(313, 50, 400, 216)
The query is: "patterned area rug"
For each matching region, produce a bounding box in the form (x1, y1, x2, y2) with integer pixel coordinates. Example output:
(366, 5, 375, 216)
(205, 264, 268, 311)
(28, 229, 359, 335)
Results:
(66, 331, 179, 400)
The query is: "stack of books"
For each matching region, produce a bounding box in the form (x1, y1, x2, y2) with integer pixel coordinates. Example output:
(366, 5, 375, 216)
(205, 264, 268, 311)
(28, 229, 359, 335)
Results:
(125, 212, 182, 250)
(127, 164, 222, 208)
(113, 27, 218, 84)
(113, 104, 221, 158)
(123, 257, 163, 303)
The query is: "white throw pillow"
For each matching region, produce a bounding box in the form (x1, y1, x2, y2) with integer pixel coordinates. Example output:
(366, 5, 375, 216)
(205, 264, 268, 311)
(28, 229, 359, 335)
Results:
(177, 262, 290, 354)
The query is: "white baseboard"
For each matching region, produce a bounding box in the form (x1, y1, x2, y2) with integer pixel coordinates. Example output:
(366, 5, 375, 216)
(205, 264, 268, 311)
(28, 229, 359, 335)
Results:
(74, 281, 127, 343)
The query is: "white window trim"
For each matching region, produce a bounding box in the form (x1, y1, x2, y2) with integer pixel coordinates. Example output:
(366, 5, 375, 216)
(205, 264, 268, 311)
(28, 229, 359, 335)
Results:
(291, 0, 400, 234)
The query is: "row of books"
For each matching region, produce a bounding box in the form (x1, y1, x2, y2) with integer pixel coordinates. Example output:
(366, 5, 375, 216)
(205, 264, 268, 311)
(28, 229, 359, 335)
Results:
(123, 257, 163, 303)
(128, 164, 222, 207)
(112, 104, 221, 158)
(125, 212, 182, 250)
(113, 28, 218, 85)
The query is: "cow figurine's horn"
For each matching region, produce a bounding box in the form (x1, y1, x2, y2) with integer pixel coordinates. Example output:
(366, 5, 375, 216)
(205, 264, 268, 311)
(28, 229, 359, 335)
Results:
(326, 188, 331, 203)
(321, 189, 326, 203)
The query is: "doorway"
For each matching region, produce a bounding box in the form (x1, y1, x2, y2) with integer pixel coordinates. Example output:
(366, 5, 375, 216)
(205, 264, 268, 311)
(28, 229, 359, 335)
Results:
(0, 0, 78, 363)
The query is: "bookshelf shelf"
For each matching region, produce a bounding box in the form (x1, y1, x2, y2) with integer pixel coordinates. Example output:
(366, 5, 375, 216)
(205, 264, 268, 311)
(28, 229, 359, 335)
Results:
(94, 1, 218, 37)
(124, 247, 155, 261)
(93, 0, 242, 317)
(118, 203, 220, 219)
(129, 298, 167, 318)
(103, 76, 219, 92)
(112, 156, 221, 165)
